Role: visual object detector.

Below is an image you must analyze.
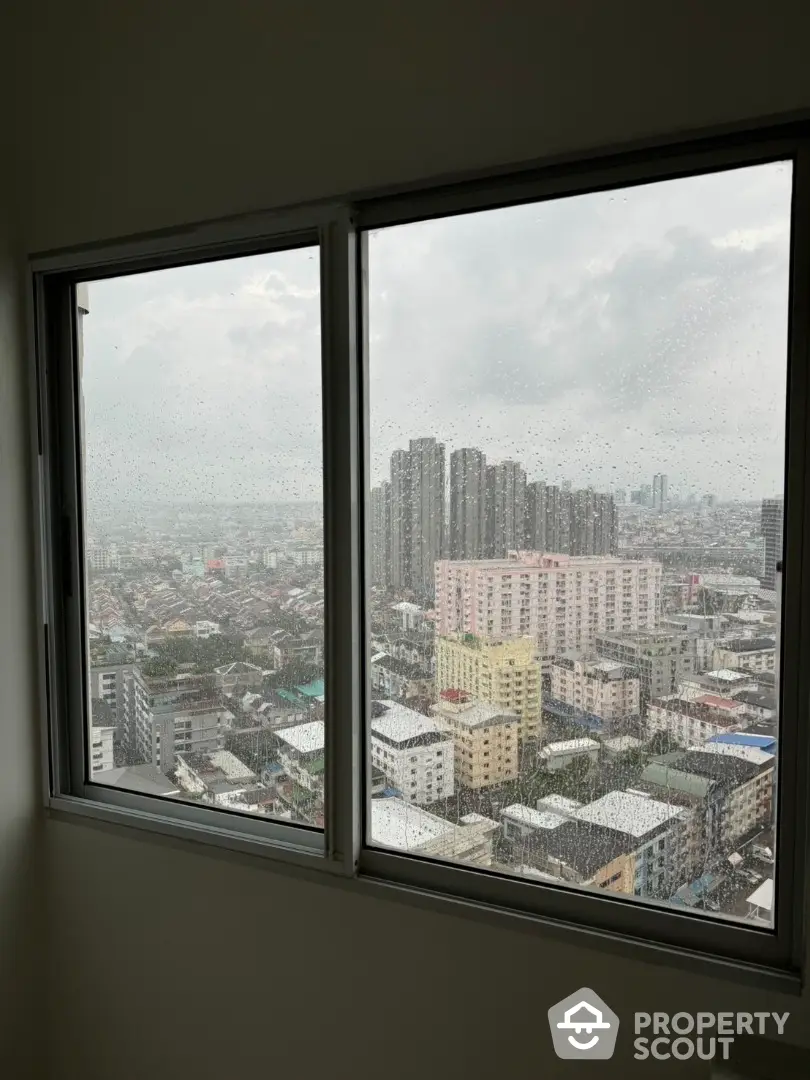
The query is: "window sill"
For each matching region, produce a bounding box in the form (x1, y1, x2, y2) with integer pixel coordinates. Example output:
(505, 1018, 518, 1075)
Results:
(48, 794, 801, 997)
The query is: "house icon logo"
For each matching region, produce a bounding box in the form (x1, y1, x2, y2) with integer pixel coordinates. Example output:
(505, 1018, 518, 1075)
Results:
(548, 988, 619, 1059)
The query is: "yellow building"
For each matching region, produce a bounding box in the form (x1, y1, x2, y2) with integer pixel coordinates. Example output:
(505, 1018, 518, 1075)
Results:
(431, 696, 520, 790)
(435, 634, 541, 741)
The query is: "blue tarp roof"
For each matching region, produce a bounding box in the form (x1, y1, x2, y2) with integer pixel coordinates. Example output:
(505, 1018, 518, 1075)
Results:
(708, 732, 777, 751)
(542, 697, 604, 732)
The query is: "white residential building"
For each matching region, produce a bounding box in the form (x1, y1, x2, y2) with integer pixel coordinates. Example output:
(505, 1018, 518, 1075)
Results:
(712, 638, 776, 674)
(392, 601, 426, 631)
(275, 720, 326, 794)
(371, 700, 455, 804)
(290, 548, 323, 567)
(193, 619, 220, 639)
(434, 551, 661, 662)
(540, 738, 600, 771)
(175, 749, 259, 807)
(89, 699, 116, 775)
(646, 698, 745, 746)
(550, 655, 640, 721)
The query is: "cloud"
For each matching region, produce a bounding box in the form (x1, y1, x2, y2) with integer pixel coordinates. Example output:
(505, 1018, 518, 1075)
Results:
(369, 161, 791, 497)
(81, 161, 793, 510)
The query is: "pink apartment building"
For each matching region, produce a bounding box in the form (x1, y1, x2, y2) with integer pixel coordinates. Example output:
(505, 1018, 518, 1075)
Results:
(434, 551, 662, 662)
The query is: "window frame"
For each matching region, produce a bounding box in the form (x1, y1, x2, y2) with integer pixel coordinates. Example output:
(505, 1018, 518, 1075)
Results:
(30, 123, 810, 989)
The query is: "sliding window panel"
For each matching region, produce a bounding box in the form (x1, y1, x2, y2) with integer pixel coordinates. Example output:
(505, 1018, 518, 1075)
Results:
(74, 247, 327, 826)
(364, 159, 793, 930)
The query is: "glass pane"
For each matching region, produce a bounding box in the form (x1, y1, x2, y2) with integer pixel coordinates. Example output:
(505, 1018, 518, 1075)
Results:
(367, 162, 790, 925)
(80, 247, 325, 826)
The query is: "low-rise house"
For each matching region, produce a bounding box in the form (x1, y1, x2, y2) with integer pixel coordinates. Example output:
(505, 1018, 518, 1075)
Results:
(712, 638, 776, 674)
(646, 698, 744, 746)
(540, 738, 600, 771)
(214, 661, 264, 693)
(550, 655, 640, 724)
(371, 798, 496, 866)
(370, 653, 434, 701)
(175, 749, 261, 808)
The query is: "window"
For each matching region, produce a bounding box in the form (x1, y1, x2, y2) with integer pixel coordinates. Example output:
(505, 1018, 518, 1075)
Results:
(35, 131, 809, 985)
(366, 153, 796, 946)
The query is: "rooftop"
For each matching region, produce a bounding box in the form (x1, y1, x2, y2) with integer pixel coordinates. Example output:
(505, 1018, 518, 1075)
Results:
(603, 735, 643, 753)
(694, 694, 741, 711)
(575, 790, 683, 839)
(688, 741, 774, 767)
(640, 762, 714, 800)
(746, 878, 774, 913)
(432, 699, 519, 729)
(649, 698, 741, 728)
(545, 820, 633, 878)
(718, 638, 776, 654)
(537, 794, 582, 814)
(501, 803, 565, 831)
(91, 764, 180, 797)
(179, 749, 256, 784)
(541, 738, 600, 755)
(708, 732, 777, 750)
(371, 798, 453, 850)
(371, 701, 448, 746)
(705, 668, 751, 682)
(275, 719, 326, 755)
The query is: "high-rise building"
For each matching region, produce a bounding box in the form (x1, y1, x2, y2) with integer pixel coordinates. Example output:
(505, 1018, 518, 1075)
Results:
(653, 473, 669, 512)
(370, 481, 391, 588)
(524, 480, 547, 551)
(435, 634, 541, 740)
(570, 488, 618, 556)
(485, 460, 526, 557)
(449, 448, 486, 559)
(525, 483, 616, 556)
(390, 437, 446, 594)
(435, 552, 662, 663)
(761, 497, 784, 590)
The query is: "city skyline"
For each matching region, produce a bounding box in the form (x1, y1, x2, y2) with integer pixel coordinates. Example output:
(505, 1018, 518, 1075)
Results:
(80, 163, 792, 510)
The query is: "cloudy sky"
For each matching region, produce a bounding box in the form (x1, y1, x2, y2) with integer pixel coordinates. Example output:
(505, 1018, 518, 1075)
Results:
(83, 160, 792, 509)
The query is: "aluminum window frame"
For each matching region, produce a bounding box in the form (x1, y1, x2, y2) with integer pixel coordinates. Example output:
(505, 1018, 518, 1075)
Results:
(30, 122, 810, 989)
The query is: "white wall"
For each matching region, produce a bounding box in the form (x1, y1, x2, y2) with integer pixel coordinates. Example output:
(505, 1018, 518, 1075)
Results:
(3, 1, 810, 1077)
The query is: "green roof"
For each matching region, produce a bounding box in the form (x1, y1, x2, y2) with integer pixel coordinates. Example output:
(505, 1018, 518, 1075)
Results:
(296, 678, 325, 698)
(641, 762, 713, 798)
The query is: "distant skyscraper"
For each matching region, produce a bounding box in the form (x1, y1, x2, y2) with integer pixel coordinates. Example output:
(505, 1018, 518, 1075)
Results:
(652, 473, 669, 512)
(370, 481, 391, 588)
(526, 484, 616, 556)
(389, 438, 446, 594)
(449, 448, 487, 559)
(485, 460, 526, 557)
(570, 488, 618, 556)
(761, 497, 784, 590)
(525, 480, 547, 550)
